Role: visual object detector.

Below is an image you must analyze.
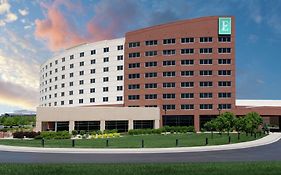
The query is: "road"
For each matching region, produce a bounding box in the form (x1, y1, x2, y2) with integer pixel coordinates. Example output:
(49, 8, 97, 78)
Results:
(0, 138, 280, 163)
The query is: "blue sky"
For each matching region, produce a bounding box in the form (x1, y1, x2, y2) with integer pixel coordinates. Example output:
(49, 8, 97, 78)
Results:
(0, 0, 280, 114)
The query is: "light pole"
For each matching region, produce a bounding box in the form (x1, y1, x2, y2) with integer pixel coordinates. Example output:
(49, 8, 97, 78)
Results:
(217, 107, 221, 116)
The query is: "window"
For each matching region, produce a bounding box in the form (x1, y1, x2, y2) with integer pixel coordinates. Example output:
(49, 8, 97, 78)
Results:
(61, 83, 65, 88)
(102, 67, 109, 72)
(129, 63, 140, 68)
(104, 47, 109, 52)
(163, 60, 175, 66)
(163, 93, 176, 99)
(91, 50, 96, 55)
(103, 77, 109, 82)
(145, 61, 157, 67)
(70, 55, 74, 60)
(55, 60, 58, 64)
(117, 96, 123, 101)
(145, 94, 157, 99)
(200, 48, 212, 54)
(79, 89, 84, 94)
(79, 71, 84, 76)
(145, 51, 157, 56)
(181, 71, 194, 76)
(218, 59, 231, 65)
(200, 59, 212, 65)
(103, 57, 109, 62)
(117, 75, 123, 81)
(117, 86, 123, 91)
(200, 81, 213, 87)
(181, 59, 194, 65)
(117, 65, 123, 70)
(218, 92, 232, 98)
(80, 52, 84, 57)
(129, 52, 140, 58)
(128, 42, 140, 48)
(128, 84, 140, 90)
(200, 104, 213, 110)
(90, 88, 95, 93)
(181, 82, 194, 88)
(218, 104, 232, 109)
(218, 81, 232, 87)
(163, 50, 176, 55)
(55, 68, 58, 73)
(69, 82, 74, 86)
(200, 70, 212, 76)
(145, 40, 158, 46)
(218, 48, 231, 53)
(218, 36, 231, 42)
(128, 95, 140, 100)
(145, 83, 157, 89)
(200, 93, 213, 98)
(163, 38, 175, 44)
(91, 59, 96, 64)
(163, 104, 176, 110)
(90, 69, 95, 74)
(90, 98, 95, 103)
(103, 97, 109, 102)
(145, 72, 157, 78)
(61, 75, 65, 79)
(61, 92, 65, 97)
(200, 37, 213, 43)
(117, 55, 123, 60)
(61, 101, 64, 106)
(128, 73, 140, 79)
(62, 66, 65, 71)
(62, 57, 65, 62)
(181, 37, 194, 43)
(69, 100, 73, 105)
(163, 82, 175, 88)
(90, 78, 95, 83)
(79, 99, 83, 104)
(181, 104, 194, 110)
(103, 87, 109, 92)
(218, 70, 231, 76)
(163, 71, 176, 77)
(181, 48, 194, 54)
(80, 61, 84, 66)
(70, 64, 74, 69)
(181, 93, 194, 99)
(117, 45, 123, 50)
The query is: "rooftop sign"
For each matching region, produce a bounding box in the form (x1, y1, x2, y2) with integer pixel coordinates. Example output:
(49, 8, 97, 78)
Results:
(219, 17, 231, 35)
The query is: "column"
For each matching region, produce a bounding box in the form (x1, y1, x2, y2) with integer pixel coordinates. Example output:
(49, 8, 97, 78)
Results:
(154, 119, 160, 129)
(128, 120, 133, 130)
(69, 121, 75, 133)
(100, 120, 105, 131)
(55, 122, 58, 132)
(35, 121, 42, 132)
(194, 115, 200, 132)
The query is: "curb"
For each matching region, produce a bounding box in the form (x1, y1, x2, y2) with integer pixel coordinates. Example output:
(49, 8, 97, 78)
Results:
(0, 133, 280, 154)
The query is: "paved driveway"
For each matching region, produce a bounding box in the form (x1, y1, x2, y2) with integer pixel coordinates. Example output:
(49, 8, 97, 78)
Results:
(0, 138, 280, 163)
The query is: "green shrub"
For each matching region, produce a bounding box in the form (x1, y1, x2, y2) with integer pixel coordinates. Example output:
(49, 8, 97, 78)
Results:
(79, 130, 86, 135)
(40, 131, 71, 139)
(71, 130, 78, 136)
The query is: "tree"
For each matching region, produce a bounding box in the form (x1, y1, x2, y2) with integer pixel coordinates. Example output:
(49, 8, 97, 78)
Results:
(244, 112, 263, 134)
(204, 120, 217, 138)
(214, 112, 236, 135)
(234, 117, 245, 133)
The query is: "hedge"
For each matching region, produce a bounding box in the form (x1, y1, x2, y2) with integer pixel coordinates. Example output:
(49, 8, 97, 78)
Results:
(128, 126, 195, 135)
(40, 131, 71, 139)
(13, 131, 40, 138)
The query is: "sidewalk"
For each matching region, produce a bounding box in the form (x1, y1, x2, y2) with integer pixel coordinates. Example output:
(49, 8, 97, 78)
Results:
(0, 133, 280, 154)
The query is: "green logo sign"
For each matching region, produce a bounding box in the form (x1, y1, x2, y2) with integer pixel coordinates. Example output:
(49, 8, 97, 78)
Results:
(219, 17, 231, 35)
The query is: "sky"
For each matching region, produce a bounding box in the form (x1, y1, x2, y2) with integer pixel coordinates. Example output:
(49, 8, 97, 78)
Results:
(0, 0, 281, 114)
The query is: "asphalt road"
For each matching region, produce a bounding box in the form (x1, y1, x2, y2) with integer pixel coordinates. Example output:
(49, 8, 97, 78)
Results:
(0, 139, 281, 163)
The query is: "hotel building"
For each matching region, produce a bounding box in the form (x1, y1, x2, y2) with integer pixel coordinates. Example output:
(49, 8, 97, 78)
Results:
(37, 16, 281, 132)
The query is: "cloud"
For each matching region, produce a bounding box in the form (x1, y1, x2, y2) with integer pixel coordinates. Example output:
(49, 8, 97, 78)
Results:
(0, 0, 17, 25)
(18, 8, 29, 16)
(34, 1, 86, 51)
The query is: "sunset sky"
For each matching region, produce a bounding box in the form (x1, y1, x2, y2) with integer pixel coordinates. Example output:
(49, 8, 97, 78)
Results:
(0, 0, 281, 114)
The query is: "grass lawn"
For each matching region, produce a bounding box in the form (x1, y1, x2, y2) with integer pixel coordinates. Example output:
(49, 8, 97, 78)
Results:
(0, 133, 265, 148)
(0, 162, 280, 175)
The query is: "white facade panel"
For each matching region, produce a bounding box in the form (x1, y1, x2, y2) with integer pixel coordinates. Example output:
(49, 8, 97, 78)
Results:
(39, 38, 125, 107)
